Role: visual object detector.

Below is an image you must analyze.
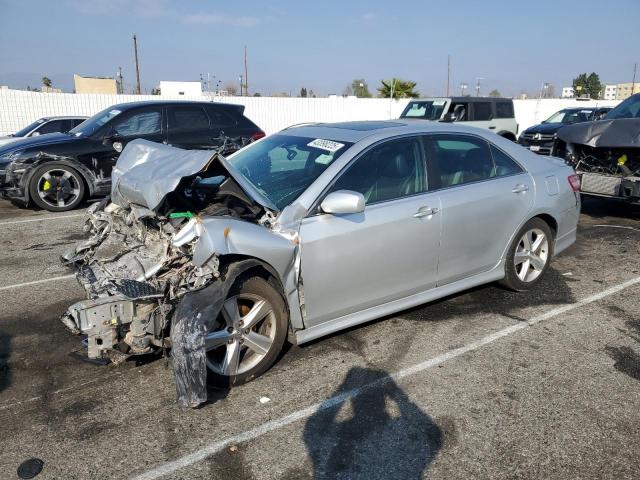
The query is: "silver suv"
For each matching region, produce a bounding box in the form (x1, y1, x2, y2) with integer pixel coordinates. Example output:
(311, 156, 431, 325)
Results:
(400, 97, 518, 141)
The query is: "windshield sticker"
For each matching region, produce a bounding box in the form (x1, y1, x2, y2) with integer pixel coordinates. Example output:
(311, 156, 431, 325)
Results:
(308, 138, 345, 153)
(580, 110, 593, 114)
(433, 100, 446, 106)
(315, 153, 334, 165)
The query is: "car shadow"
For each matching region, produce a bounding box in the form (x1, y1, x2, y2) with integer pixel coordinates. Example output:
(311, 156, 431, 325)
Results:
(0, 331, 11, 394)
(302, 366, 442, 480)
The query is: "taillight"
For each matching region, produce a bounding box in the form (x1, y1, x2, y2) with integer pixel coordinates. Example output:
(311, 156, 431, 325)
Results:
(251, 131, 266, 141)
(568, 174, 581, 192)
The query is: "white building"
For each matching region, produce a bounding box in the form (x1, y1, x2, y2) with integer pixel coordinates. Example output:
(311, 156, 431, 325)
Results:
(159, 81, 202, 96)
(561, 87, 574, 98)
(602, 84, 617, 100)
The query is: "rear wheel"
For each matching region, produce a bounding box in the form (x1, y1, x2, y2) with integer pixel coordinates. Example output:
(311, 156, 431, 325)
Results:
(205, 276, 288, 387)
(28, 163, 86, 211)
(500, 218, 554, 291)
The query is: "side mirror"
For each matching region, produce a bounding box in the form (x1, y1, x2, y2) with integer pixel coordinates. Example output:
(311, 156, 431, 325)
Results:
(320, 190, 365, 215)
(103, 133, 123, 152)
(30, 131, 41, 137)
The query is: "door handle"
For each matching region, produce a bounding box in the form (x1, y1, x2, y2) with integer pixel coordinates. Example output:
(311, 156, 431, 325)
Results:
(488, 126, 496, 130)
(413, 206, 439, 218)
(512, 184, 529, 194)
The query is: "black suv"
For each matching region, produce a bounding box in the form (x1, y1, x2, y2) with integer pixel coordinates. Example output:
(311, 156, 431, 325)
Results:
(518, 106, 611, 155)
(0, 101, 264, 211)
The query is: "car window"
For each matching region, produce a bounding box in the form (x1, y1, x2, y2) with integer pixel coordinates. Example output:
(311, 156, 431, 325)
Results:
(448, 102, 469, 122)
(489, 145, 523, 176)
(472, 102, 492, 121)
(168, 106, 210, 131)
(430, 135, 494, 188)
(113, 109, 162, 136)
(605, 94, 640, 119)
(329, 137, 426, 205)
(35, 120, 66, 135)
(72, 119, 86, 128)
(495, 102, 514, 119)
(206, 106, 237, 127)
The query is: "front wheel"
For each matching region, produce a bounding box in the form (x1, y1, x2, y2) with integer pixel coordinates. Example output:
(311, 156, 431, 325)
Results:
(500, 218, 554, 291)
(28, 163, 86, 211)
(204, 276, 288, 387)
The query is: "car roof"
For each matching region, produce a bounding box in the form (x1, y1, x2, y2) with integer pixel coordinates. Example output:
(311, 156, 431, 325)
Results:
(109, 100, 239, 111)
(409, 97, 513, 103)
(41, 116, 89, 120)
(280, 120, 504, 143)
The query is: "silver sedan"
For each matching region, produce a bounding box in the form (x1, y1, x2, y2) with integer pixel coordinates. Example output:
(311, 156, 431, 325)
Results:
(62, 121, 580, 406)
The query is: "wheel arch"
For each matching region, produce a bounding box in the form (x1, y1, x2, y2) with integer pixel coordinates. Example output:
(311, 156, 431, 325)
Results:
(23, 155, 97, 203)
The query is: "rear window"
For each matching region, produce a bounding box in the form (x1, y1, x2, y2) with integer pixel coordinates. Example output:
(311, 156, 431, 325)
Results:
(472, 102, 493, 121)
(169, 106, 210, 131)
(206, 107, 238, 127)
(495, 102, 514, 119)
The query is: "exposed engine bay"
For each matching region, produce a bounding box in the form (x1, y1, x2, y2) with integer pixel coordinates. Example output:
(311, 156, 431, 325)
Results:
(60, 139, 299, 407)
(556, 113, 640, 203)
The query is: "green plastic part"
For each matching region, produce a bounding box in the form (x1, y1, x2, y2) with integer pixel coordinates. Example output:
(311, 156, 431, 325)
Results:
(168, 211, 195, 219)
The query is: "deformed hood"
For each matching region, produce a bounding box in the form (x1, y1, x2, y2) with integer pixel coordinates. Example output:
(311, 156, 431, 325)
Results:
(111, 139, 216, 210)
(557, 118, 640, 148)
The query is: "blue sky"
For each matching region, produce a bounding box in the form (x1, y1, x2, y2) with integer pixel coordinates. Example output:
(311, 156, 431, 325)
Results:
(1, 0, 638, 97)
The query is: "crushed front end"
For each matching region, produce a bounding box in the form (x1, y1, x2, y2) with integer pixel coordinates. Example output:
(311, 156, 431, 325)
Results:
(61, 201, 220, 362)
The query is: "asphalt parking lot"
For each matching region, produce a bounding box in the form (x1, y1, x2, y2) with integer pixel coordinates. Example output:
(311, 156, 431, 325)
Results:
(0, 197, 639, 480)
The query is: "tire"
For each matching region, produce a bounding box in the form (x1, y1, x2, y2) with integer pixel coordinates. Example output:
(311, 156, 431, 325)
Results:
(205, 276, 288, 388)
(28, 163, 86, 212)
(500, 217, 554, 291)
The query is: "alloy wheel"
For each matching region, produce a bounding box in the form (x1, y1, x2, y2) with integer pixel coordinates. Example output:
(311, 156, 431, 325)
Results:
(514, 228, 549, 283)
(36, 168, 82, 209)
(205, 293, 276, 376)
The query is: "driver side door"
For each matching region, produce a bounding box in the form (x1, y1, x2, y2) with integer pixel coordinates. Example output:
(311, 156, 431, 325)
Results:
(298, 136, 442, 327)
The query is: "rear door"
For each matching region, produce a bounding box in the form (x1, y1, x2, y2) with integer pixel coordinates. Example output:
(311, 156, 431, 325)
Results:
(466, 101, 493, 130)
(166, 104, 212, 149)
(425, 133, 533, 285)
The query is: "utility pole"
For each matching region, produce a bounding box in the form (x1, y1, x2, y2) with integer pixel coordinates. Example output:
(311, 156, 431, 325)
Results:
(475, 77, 483, 97)
(133, 35, 141, 95)
(633, 63, 637, 95)
(460, 82, 468, 96)
(239, 74, 243, 96)
(244, 45, 249, 96)
(116, 66, 123, 94)
(446, 55, 450, 96)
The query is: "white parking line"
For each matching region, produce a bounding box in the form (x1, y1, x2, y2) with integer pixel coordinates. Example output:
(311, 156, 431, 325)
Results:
(0, 213, 85, 226)
(0, 274, 75, 291)
(131, 275, 640, 480)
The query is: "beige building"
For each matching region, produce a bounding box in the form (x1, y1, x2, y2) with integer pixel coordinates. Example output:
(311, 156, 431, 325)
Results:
(616, 82, 640, 100)
(74, 74, 117, 94)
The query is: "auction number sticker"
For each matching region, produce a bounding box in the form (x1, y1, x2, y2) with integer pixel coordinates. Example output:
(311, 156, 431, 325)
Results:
(308, 138, 345, 152)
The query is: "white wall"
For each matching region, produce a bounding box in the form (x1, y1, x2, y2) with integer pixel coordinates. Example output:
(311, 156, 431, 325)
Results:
(0, 88, 619, 138)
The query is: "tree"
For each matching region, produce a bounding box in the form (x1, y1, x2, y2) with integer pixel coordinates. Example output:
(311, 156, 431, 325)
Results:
(41, 76, 52, 88)
(150, 87, 161, 95)
(377, 78, 419, 99)
(572, 72, 602, 100)
(488, 89, 501, 97)
(351, 79, 372, 98)
(300, 87, 308, 98)
(253, 92, 262, 97)
(343, 85, 353, 96)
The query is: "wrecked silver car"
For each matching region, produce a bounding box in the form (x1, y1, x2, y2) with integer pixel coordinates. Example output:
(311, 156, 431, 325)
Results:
(61, 121, 579, 407)
(556, 93, 640, 204)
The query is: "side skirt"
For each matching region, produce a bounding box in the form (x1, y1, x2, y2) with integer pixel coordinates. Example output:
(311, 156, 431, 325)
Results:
(294, 263, 506, 345)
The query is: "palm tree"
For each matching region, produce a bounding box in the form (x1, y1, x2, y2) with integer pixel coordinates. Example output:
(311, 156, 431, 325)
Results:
(378, 78, 419, 99)
(42, 76, 52, 88)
